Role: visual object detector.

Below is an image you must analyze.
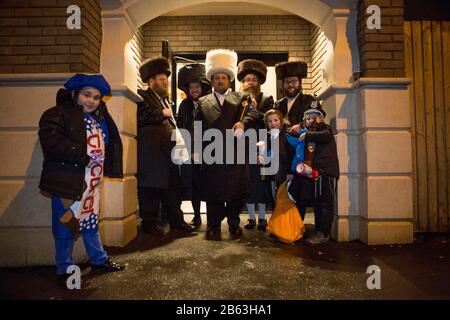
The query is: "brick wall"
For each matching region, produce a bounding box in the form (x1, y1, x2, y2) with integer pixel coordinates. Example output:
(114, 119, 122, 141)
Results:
(310, 25, 328, 95)
(142, 15, 314, 93)
(0, 0, 102, 73)
(130, 27, 144, 90)
(357, 0, 405, 77)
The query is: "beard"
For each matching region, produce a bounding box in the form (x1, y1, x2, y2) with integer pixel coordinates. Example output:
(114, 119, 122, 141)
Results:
(151, 83, 169, 98)
(284, 87, 300, 98)
(240, 82, 261, 98)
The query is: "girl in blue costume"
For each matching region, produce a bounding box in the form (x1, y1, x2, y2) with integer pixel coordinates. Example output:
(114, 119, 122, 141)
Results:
(38, 74, 125, 285)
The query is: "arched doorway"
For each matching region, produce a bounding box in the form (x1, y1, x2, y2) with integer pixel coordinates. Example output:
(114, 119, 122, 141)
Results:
(99, 0, 413, 245)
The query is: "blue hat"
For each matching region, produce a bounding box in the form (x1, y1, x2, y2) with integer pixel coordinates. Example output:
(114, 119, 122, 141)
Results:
(64, 73, 111, 97)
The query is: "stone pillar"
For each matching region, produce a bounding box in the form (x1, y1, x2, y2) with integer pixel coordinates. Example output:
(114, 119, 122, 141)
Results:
(0, 74, 88, 266)
(320, 8, 413, 245)
(320, 9, 361, 242)
(357, 78, 413, 244)
(98, 10, 140, 246)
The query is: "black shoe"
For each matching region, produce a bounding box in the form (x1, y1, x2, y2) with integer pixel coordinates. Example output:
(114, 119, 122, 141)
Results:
(229, 227, 243, 239)
(171, 222, 194, 233)
(142, 223, 165, 237)
(205, 228, 221, 241)
(257, 219, 267, 231)
(244, 219, 256, 230)
(91, 258, 125, 272)
(190, 216, 202, 227)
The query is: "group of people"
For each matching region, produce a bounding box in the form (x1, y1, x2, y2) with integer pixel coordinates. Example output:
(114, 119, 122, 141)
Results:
(37, 48, 339, 285)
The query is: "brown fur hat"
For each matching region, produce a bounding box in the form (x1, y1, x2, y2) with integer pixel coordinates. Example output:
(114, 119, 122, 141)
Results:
(275, 60, 307, 80)
(237, 59, 268, 84)
(139, 56, 171, 83)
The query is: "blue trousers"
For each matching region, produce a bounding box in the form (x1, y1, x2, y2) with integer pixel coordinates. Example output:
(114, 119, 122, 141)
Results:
(52, 196, 108, 275)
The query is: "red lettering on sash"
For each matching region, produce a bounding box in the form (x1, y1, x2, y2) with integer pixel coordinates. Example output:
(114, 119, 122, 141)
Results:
(87, 134, 100, 148)
(90, 163, 103, 177)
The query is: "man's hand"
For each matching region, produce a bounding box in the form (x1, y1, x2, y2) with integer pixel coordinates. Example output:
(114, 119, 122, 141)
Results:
(289, 124, 301, 135)
(162, 108, 173, 118)
(232, 122, 245, 138)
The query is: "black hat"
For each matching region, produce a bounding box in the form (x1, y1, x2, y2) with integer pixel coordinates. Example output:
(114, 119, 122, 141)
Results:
(303, 100, 326, 118)
(237, 59, 268, 84)
(139, 56, 171, 83)
(275, 60, 307, 81)
(177, 63, 210, 93)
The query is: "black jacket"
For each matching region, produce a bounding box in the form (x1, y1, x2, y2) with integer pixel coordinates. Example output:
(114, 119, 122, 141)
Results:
(274, 93, 317, 127)
(305, 123, 340, 178)
(195, 91, 258, 202)
(248, 92, 274, 131)
(38, 89, 123, 200)
(136, 88, 175, 189)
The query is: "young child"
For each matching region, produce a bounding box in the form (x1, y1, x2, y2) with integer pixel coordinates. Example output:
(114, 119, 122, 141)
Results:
(38, 73, 125, 286)
(287, 104, 339, 244)
(258, 109, 294, 199)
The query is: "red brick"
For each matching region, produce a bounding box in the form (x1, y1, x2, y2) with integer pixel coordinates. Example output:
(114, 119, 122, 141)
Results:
(14, 65, 42, 73)
(381, 8, 403, 16)
(27, 55, 56, 64)
(28, 36, 56, 45)
(29, 0, 57, 6)
(379, 60, 404, 68)
(0, 56, 26, 64)
(0, 18, 27, 26)
(42, 46, 69, 54)
(41, 64, 70, 72)
(14, 8, 43, 16)
(13, 46, 41, 55)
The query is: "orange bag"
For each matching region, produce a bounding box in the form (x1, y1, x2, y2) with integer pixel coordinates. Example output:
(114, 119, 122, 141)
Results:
(267, 182, 305, 244)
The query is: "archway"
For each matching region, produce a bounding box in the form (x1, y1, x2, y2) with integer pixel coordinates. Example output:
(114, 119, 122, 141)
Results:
(97, 0, 366, 245)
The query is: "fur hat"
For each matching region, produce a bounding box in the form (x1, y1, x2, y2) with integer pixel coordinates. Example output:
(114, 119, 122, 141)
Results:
(205, 49, 237, 81)
(139, 56, 171, 83)
(64, 73, 111, 97)
(177, 63, 211, 93)
(237, 59, 268, 84)
(275, 60, 307, 81)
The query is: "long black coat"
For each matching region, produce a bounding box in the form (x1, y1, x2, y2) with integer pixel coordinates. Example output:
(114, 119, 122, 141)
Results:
(195, 91, 258, 202)
(136, 89, 176, 189)
(274, 93, 317, 127)
(38, 89, 123, 201)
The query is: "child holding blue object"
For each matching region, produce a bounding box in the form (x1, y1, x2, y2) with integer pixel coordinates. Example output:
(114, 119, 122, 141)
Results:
(285, 127, 307, 172)
(38, 73, 125, 286)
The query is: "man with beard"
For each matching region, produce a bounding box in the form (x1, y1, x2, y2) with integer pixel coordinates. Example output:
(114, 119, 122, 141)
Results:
(287, 104, 339, 244)
(176, 63, 211, 227)
(136, 56, 193, 236)
(274, 60, 319, 134)
(195, 49, 257, 241)
(236, 59, 274, 231)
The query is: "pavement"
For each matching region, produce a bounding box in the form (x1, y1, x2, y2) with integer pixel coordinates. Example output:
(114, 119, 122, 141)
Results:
(1, 214, 449, 300)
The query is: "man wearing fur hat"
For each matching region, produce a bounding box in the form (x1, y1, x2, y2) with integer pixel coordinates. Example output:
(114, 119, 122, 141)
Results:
(176, 63, 211, 227)
(195, 49, 257, 241)
(274, 60, 318, 134)
(237, 59, 274, 114)
(287, 103, 339, 244)
(137, 56, 193, 236)
(237, 59, 274, 230)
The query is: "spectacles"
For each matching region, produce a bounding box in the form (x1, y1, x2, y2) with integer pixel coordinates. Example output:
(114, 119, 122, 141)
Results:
(283, 79, 300, 85)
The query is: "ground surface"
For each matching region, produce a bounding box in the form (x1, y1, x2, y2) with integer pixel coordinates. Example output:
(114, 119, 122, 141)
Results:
(1, 214, 449, 300)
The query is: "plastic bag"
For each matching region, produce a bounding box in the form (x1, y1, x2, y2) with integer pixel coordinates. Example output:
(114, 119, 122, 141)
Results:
(267, 182, 305, 244)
